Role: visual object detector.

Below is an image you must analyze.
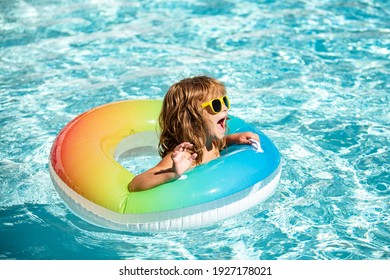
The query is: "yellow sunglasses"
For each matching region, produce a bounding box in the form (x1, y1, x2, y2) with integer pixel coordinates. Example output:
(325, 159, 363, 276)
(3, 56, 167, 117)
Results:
(201, 96, 230, 114)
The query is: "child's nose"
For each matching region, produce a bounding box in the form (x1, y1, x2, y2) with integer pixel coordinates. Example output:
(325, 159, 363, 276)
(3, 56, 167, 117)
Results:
(221, 103, 229, 111)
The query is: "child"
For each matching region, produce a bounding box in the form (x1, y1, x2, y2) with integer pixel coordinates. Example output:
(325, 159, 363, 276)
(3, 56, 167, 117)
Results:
(128, 76, 259, 192)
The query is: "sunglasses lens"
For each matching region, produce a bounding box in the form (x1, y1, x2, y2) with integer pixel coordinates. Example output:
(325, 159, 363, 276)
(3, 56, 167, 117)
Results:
(211, 99, 222, 113)
(223, 96, 230, 108)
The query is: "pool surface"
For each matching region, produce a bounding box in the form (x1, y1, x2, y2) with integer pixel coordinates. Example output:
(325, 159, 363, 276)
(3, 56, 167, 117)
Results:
(1, 0, 389, 259)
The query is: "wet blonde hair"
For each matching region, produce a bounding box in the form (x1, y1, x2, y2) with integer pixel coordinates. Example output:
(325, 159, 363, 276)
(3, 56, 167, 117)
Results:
(159, 76, 227, 164)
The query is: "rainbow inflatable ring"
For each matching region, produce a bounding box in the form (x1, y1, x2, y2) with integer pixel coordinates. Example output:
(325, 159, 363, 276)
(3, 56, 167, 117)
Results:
(49, 100, 281, 232)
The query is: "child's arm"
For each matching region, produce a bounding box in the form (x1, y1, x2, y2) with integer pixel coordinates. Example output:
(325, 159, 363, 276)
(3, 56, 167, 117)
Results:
(225, 132, 259, 146)
(128, 142, 197, 192)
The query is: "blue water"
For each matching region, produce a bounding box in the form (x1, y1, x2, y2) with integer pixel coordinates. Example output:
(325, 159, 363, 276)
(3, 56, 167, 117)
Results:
(1, 0, 389, 260)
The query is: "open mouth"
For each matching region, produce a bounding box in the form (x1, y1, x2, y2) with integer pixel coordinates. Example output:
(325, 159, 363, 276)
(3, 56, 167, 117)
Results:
(217, 117, 226, 130)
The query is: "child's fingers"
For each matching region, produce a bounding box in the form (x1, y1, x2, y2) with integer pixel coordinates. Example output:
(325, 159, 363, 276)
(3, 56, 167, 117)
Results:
(174, 142, 193, 151)
(190, 153, 197, 160)
(182, 142, 194, 149)
(172, 142, 195, 161)
(248, 133, 259, 142)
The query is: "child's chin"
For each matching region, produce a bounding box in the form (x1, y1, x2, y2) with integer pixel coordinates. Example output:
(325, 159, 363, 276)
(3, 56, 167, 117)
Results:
(216, 133, 225, 140)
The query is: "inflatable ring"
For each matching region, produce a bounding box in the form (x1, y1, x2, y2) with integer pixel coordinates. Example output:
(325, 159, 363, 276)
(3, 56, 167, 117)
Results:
(49, 100, 281, 232)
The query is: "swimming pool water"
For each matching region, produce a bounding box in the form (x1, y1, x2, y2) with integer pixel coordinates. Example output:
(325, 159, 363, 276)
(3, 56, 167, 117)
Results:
(0, 0, 389, 260)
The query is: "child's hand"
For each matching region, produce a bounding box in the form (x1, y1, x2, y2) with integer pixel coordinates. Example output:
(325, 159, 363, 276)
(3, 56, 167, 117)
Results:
(171, 142, 198, 176)
(226, 132, 260, 145)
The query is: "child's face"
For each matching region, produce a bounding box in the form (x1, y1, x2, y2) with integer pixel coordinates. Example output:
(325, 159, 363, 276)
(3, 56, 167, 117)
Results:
(201, 97, 229, 140)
